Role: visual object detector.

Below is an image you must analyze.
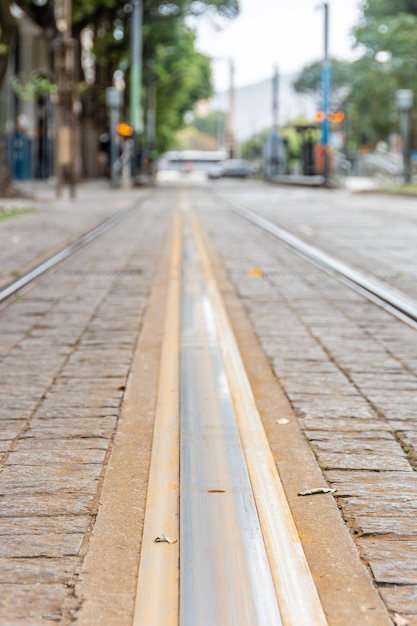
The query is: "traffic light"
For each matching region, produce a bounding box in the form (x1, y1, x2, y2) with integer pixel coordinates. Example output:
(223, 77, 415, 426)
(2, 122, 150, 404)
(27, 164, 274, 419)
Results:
(315, 111, 345, 124)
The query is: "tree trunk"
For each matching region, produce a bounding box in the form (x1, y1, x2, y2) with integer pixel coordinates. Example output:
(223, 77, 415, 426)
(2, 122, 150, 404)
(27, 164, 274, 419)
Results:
(0, 1, 17, 196)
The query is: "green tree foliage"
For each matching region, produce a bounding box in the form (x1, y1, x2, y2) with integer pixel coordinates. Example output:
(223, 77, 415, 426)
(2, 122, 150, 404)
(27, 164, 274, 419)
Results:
(292, 0, 417, 148)
(189, 111, 226, 140)
(293, 58, 352, 99)
(0, 0, 239, 188)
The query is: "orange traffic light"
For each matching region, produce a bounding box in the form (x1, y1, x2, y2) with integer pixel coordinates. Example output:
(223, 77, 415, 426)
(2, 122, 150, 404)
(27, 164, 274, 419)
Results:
(329, 111, 345, 124)
(117, 122, 134, 137)
(315, 111, 345, 124)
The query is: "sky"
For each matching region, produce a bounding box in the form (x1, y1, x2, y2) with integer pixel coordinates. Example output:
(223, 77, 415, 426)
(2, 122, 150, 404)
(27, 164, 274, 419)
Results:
(195, 0, 363, 92)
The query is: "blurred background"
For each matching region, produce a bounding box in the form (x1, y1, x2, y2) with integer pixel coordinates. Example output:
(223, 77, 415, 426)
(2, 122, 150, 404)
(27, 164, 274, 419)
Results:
(1, 0, 416, 193)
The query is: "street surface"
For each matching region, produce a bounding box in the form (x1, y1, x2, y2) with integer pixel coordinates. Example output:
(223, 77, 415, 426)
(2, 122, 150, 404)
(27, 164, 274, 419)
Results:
(0, 175, 417, 624)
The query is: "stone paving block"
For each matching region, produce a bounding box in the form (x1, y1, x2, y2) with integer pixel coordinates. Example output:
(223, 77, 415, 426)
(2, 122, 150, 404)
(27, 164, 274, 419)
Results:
(0, 557, 78, 584)
(300, 418, 392, 432)
(0, 493, 94, 517)
(399, 431, 417, 449)
(0, 421, 26, 437)
(0, 515, 89, 535)
(22, 416, 117, 439)
(355, 516, 417, 537)
(306, 430, 396, 443)
(6, 446, 106, 465)
(379, 586, 417, 618)
(15, 438, 108, 452)
(0, 464, 101, 495)
(0, 532, 84, 558)
(43, 392, 121, 409)
(0, 583, 68, 623)
(359, 538, 417, 584)
(35, 407, 118, 419)
(317, 452, 411, 471)
(293, 396, 376, 422)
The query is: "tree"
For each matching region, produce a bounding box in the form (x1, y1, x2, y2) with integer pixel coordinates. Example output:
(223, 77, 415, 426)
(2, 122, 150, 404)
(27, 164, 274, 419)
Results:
(0, 0, 239, 192)
(0, 1, 17, 194)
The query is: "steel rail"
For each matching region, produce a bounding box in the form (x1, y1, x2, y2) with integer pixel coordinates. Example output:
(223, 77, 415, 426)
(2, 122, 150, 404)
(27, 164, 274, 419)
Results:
(134, 195, 327, 625)
(228, 200, 417, 331)
(0, 203, 141, 304)
(133, 208, 181, 626)
(180, 214, 283, 626)
(190, 212, 327, 626)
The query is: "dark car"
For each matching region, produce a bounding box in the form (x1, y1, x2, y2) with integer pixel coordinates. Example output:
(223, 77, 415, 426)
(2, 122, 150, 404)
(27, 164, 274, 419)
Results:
(207, 159, 258, 179)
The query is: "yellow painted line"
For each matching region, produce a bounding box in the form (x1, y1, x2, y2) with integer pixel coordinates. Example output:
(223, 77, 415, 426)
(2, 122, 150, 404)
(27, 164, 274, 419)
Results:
(132, 208, 182, 626)
(189, 210, 328, 626)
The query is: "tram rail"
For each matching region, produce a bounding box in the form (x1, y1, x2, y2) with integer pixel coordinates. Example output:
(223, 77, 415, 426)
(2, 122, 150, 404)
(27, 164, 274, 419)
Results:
(133, 196, 327, 626)
(225, 198, 417, 332)
(0, 203, 141, 304)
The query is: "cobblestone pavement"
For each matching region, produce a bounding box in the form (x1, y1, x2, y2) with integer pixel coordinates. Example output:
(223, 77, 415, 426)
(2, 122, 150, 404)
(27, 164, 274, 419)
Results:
(1, 177, 417, 624)
(0, 186, 170, 624)
(0, 180, 149, 284)
(194, 181, 417, 625)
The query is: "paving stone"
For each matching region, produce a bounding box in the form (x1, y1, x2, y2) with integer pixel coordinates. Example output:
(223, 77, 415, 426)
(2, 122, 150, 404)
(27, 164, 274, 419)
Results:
(0, 583, 68, 623)
(379, 586, 417, 617)
(317, 452, 411, 472)
(6, 446, 106, 465)
(22, 416, 117, 439)
(0, 493, 94, 517)
(359, 538, 417, 585)
(0, 515, 89, 535)
(15, 437, 108, 451)
(300, 418, 392, 432)
(0, 557, 78, 583)
(355, 516, 417, 537)
(0, 464, 101, 495)
(0, 532, 84, 558)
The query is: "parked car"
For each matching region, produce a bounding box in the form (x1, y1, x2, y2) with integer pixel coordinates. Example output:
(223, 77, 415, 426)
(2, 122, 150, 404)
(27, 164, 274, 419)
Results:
(207, 159, 258, 179)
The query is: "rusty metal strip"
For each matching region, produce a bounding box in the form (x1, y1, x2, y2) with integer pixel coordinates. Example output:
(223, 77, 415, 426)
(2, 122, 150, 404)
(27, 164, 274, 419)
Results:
(189, 210, 328, 626)
(132, 207, 182, 626)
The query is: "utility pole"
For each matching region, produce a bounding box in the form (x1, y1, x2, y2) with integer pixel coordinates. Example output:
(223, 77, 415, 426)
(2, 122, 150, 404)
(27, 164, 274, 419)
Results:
(272, 65, 279, 131)
(130, 0, 143, 179)
(396, 89, 414, 184)
(271, 66, 279, 175)
(145, 60, 156, 176)
(226, 59, 236, 159)
(321, 1, 331, 185)
(54, 0, 76, 198)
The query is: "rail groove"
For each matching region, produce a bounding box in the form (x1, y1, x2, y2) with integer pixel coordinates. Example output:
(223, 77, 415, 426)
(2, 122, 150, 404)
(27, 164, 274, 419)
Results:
(0, 203, 141, 304)
(228, 200, 417, 331)
(134, 193, 327, 625)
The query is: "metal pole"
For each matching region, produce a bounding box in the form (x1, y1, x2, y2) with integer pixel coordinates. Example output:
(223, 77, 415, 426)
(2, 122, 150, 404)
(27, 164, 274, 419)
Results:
(145, 60, 156, 175)
(130, 0, 142, 134)
(396, 90, 414, 185)
(321, 2, 331, 185)
(226, 59, 235, 159)
(272, 65, 279, 131)
(272, 66, 279, 175)
(401, 110, 411, 183)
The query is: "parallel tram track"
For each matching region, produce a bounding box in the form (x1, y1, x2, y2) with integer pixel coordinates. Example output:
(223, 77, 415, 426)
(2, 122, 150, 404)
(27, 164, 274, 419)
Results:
(134, 195, 327, 626)
(0, 203, 141, 304)
(226, 199, 417, 332)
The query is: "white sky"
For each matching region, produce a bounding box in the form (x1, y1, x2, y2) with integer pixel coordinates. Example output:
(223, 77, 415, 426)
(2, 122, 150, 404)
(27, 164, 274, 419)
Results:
(195, 0, 363, 91)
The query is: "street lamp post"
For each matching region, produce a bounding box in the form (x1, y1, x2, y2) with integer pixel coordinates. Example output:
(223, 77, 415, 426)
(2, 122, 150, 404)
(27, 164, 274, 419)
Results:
(320, 1, 331, 185)
(396, 89, 413, 184)
(226, 59, 236, 159)
(130, 0, 143, 181)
